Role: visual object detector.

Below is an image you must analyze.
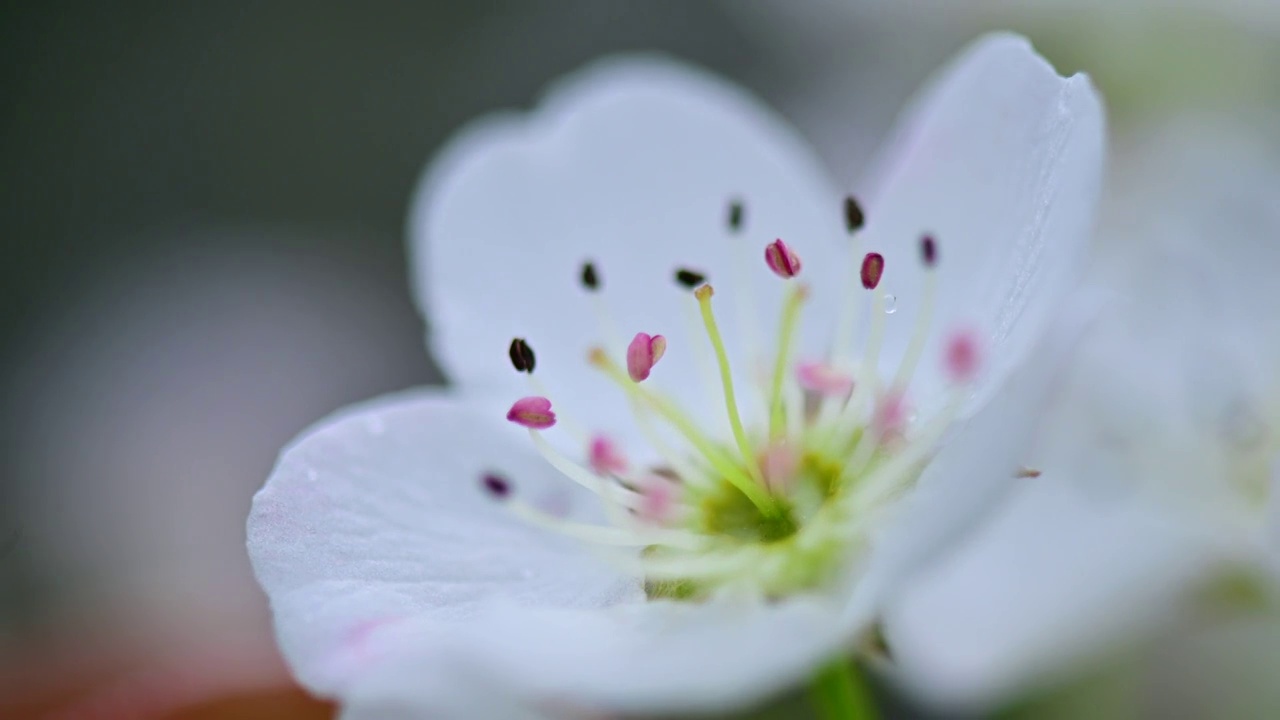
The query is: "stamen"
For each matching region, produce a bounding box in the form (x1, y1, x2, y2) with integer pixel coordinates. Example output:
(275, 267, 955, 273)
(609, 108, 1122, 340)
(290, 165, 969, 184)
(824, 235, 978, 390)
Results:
(580, 261, 601, 291)
(481, 473, 511, 499)
(580, 260, 625, 357)
(724, 200, 762, 394)
(768, 283, 808, 439)
(508, 338, 536, 374)
(507, 500, 705, 550)
(694, 285, 765, 488)
(507, 396, 556, 429)
(588, 347, 775, 515)
(674, 267, 707, 289)
(830, 197, 869, 365)
(796, 361, 854, 397)
(845, 393, 964, 510)
(944, 328, 982, 384)
(889, 236, 939, 394)
(588, 434, 628, 476)
(764, 238, 802, 279)
(626, 332, 668, 382)
(527, 429, 644, 526)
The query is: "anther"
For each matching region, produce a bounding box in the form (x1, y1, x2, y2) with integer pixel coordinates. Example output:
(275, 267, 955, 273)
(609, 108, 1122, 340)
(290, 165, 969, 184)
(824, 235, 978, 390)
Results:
(481, 473, 511, 499)
(764, 238, 802, 279)
(580, 261, 601, 291)
(795, 361, 854, 397)
(921, 235, 937, 267)
(1016, 466, 1042, 479)
(508, 338, 536, 374)
(675, 268, 707, 289)
(727, 199, 745, 232)
(943, 329, 982, 384)
(844, 195, 865, 232)
(588, 435, 628, 476)
(507, 396, 557, 429)
(860, 252, 885, 289)
(637, 475, 681, 525)
(627, 332, 667, 382)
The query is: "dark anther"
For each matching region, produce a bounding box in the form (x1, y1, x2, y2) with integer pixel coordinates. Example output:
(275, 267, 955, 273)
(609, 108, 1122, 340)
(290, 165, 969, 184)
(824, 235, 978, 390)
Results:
(921, 235, 937, 267)
(481, 473, 511, 498)
(844, 196, 865, 232)
(727, 199, 745, 232)
(508, 337, 536, 373)
(675, 268, 707, 289)
(580, 261, 600, 290)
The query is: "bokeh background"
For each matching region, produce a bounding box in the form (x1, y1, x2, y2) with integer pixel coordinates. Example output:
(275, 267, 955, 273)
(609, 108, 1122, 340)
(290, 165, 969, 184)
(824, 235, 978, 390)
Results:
(2, 2, 1277, 718)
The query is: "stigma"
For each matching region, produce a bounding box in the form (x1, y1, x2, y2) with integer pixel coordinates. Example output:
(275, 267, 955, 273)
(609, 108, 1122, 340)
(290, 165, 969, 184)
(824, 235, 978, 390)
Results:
(486, 197, 983, 600)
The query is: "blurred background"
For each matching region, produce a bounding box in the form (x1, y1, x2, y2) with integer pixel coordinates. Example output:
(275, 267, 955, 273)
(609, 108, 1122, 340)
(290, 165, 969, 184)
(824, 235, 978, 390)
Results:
(2, 2, 1277, 718)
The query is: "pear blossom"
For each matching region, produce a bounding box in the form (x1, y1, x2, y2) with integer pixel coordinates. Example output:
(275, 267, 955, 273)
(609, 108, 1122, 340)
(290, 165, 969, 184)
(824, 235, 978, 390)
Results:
(248, 34, 1104, 716)
(880, 119, 1280, 713)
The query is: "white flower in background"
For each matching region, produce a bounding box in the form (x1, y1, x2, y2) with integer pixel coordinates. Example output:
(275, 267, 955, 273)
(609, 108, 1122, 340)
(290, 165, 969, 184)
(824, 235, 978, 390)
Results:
(879, 118, 1280, 715)
(247, 34, 1103, 716)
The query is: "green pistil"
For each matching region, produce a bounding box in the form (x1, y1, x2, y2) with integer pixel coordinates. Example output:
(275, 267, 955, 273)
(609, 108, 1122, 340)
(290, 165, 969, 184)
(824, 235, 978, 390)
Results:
(694, 285, 764, 487)
(768, 282, 808, 440)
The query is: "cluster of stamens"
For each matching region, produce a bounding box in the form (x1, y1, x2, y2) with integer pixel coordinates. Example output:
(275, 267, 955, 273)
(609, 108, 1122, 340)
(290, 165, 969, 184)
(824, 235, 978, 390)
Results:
(483, 196, 981, 600)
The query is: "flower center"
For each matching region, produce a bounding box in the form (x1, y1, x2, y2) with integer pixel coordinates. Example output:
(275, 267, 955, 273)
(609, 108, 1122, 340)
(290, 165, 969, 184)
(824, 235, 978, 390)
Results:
(484, 197, 981, 600)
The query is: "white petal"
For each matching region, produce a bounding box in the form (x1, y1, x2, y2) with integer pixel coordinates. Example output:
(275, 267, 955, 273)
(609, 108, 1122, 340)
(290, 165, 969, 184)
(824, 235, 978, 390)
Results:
(247, 390, 640, 697)
(881, 478, 1231, 711)
(410, 56, 846, 439)
(349, 595, 848, 716)
(860, 33, 1105, 411)
(340, 656, 556, 720)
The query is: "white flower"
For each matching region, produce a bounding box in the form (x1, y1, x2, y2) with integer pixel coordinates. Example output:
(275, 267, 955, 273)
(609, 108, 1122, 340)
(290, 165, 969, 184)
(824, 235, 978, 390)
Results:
(880, 118, 1280, 713)
(248, 33, 1104, 716)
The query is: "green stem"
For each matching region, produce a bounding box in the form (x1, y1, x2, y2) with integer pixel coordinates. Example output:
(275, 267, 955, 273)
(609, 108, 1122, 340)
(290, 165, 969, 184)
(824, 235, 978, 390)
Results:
(808, 659, 878, 720)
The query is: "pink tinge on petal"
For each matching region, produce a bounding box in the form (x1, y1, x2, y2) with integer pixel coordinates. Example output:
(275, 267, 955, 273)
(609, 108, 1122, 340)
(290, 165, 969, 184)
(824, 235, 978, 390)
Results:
(588, 434, 628, 476)
(638, 475, 681, 525)
(795, 361, 854, 397)
(944, 328, 982, 384)
(627, 332, 667, 382)
(506, 396, 556, 429)
(760, 442, 800, 494)
(764, 238, 802, 278)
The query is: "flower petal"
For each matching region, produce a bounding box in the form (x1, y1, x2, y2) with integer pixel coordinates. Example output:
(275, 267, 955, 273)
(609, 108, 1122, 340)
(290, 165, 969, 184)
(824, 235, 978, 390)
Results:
(409, 56, 846, 439)
(881, 478, 1231, 711)
(348, 595, 848, 716)
(247, 390, 640, 697)
(860, 33, 1105, 412)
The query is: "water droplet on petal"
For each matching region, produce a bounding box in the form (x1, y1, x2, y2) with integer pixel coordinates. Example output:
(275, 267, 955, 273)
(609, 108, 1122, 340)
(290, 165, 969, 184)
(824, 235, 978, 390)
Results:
(884, 294, 897, 314)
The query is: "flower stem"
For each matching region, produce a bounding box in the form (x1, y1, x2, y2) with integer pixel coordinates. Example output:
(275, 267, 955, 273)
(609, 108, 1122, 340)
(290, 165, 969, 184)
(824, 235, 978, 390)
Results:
(808, 659, 878, 720)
